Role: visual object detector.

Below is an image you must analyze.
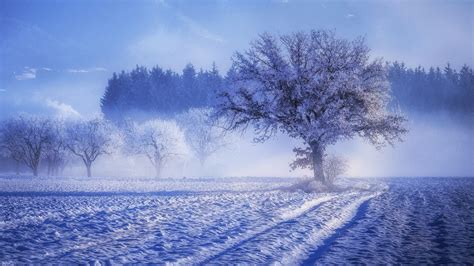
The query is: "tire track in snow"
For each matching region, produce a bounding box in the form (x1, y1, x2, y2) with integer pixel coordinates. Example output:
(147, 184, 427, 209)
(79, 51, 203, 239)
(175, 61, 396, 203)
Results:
(176, 193, 346, 265)
(197, 191, 365, 264)
(278, 191, 383, 265)
(300, 198, 372, 264)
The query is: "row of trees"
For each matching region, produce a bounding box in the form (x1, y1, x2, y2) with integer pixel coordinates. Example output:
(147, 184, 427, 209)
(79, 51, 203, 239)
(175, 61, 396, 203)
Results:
(100, 61, 473, 126)
(100, 63, 223, 122)
(0, 116, 117, 177)
(388, 62, 474, 113)
(0, 108, 227, 177)
(0, 110, 350, 182)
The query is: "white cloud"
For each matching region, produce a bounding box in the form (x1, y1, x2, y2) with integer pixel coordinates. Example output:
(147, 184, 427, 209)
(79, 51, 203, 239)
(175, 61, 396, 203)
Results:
(0, 89, 6, 92)
(346, 14, 355, 19)
(66, 67, 107, 73)
(89, 67, 107, 71)
(15, 67, 36, 80)
(42, 67, 52, 71)
(45, 99, 81, 118)
(67, 69, 89, 73)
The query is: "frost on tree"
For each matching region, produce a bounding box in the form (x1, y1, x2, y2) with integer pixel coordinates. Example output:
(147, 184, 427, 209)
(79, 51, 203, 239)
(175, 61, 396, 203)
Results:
(217, 30, 407, 184)
(123, 119, 188, 178)
(0, 116, 53, 176)
(65, 118, 117, 177)
(0, 118, 25, 175)
(43, 119, 68, 176)
(177, 108, 227, 166)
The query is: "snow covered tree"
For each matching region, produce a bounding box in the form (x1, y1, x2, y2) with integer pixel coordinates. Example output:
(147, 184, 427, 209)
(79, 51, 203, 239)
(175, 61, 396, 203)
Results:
(43, 119, 68, 176)
(217, 30, 407, 184)
(0, 118, 27, 175)
(0, 116, 53, 176)
(177, 108, 227, 166)
(65, 118, 117, 177)
(124, 119, 188, 178)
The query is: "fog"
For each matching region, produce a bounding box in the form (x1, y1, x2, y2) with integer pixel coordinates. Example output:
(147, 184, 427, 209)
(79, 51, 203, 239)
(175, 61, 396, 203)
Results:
(15, 111, 466, 179)
(1, 0, 473, 178)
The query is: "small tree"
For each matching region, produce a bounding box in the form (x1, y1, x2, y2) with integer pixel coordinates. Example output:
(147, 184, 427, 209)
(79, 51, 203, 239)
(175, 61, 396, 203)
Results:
(291, 150, 348, 184)
(324, 155, 348, 184)
(177, 108, 227, 166)
(0, 116, 53, 176)
(65, 118, 116, 177)
(124, 119, 187, 178)
(217, 30, 407, 184)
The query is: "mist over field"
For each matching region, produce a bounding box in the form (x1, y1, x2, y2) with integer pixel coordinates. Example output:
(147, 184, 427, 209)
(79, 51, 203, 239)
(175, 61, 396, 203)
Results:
(0, 0, 473, 264)
(18, 115, 469, 179)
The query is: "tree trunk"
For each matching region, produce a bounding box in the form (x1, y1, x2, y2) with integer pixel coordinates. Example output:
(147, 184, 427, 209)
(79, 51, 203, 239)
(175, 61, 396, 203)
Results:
(86, 164, 92, 177)
(154, 161, 161, 178)
(32, 157, 40, 177)
(310, 142, 326, 184)
(15, 161, 20, 176)
(47, 159, 52, 176)
(199, 157, 206, 167)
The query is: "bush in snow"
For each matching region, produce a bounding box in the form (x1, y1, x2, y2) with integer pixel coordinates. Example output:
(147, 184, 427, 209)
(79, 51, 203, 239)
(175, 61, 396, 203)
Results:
(291, 149, 348, 185)
(123, 119, 188, 178)
(324, 154, 348, 184)
(217, 30, 407, 184)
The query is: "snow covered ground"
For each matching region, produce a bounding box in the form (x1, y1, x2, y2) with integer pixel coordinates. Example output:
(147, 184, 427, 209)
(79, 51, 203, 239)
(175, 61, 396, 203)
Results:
(0, 176, 473, 264)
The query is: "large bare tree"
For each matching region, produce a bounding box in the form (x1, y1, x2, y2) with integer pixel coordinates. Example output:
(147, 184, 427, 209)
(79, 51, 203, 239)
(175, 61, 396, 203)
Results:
(217, 30, 407, 184)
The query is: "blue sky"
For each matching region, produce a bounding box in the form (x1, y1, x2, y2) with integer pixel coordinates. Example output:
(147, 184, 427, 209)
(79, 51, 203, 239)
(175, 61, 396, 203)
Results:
(0, 0, 473, 117)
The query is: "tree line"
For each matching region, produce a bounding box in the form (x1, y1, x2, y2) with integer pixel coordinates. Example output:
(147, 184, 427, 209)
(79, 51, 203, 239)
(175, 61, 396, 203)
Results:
(101, 61, 473, 124)
(0, 109, 227, 177)
(388, 62, 474, 114)
(0, 110, 347, 182)
(101, 63, 223, 122)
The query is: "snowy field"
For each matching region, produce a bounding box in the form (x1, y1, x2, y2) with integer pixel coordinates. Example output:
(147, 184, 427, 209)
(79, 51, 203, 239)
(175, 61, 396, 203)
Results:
(1, 176, 473, 264)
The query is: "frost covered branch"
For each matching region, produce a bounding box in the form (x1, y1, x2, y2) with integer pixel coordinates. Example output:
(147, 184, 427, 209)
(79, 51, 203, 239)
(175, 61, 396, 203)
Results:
(217, 30, 408, 184)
